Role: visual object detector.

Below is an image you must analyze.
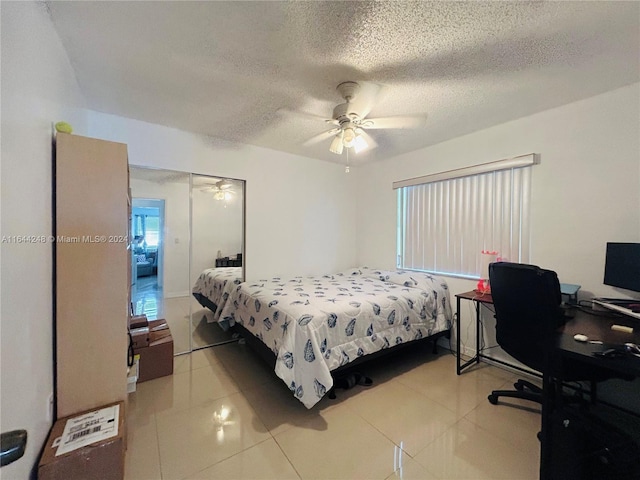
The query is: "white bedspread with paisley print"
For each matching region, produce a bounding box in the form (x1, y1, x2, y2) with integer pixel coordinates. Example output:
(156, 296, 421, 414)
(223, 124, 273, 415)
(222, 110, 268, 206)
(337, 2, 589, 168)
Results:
(218, 268, 452, 408)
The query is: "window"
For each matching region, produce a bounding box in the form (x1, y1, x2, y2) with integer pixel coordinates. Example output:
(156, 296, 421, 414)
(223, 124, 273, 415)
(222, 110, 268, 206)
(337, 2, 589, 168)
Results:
(395, 154, 537, 278)
(144, 216, 160, 247)
(132, 214, 160, 248)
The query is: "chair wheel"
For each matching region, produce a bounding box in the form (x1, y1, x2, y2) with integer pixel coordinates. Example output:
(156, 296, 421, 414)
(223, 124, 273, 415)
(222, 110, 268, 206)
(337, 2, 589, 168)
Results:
(488, 394, 498, 405)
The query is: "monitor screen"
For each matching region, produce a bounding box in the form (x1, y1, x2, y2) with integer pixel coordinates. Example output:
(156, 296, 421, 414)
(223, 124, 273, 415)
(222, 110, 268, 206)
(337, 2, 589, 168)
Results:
(604, 242, 640, 292)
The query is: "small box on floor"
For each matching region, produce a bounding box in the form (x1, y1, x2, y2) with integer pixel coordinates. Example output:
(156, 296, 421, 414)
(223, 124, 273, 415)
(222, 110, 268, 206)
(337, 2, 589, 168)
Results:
(129, 314, 148, 329)
(129, 326, 149, 349)
(38, 401, 125, 480)
(135, 319, 173, 382)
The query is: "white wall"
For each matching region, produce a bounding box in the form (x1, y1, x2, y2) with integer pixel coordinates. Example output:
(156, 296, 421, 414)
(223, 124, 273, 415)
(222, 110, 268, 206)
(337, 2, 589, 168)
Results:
(0, 2, 87, 477)
(357, 81, 639, 304)
(86, 112, 358, 280)
(191, 184, 243, 285)
(357, 83, 640, 290)
(356, 83, 640, 410)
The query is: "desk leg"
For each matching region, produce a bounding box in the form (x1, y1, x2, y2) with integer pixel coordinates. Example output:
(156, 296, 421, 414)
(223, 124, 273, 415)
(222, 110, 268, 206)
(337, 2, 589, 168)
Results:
(540, 347, 564, 480)
(456, 296, 462, 375)
(539, 370, 552, 480)
(475, 301, 481, 367)
(457, 297, 484, 375)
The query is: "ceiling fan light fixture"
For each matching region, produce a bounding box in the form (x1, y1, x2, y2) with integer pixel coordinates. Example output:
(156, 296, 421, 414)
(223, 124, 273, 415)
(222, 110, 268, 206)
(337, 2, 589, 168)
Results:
(329, 133, 344, 154)
(214, 191, 225, 201)
(212, 183, 234, 201)
(342, 127, 356, 147)
(297, 81, 428, 157)
(353, 134, 368, 153)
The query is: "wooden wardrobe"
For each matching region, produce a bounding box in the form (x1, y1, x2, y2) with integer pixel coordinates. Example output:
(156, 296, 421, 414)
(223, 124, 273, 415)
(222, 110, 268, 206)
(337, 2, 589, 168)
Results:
(55, 132, 130, 418)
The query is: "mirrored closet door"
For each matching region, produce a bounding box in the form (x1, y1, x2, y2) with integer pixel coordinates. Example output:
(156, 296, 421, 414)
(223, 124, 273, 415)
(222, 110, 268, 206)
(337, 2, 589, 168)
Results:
(129, 166, 245, 355)
(190, 174, 245, 349)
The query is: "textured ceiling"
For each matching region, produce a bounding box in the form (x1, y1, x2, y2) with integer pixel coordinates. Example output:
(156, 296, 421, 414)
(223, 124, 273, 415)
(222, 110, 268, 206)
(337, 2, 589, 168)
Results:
(129, 166, 190, 184)
(47, 1, 639, 165)
(129, 166, 241, 189)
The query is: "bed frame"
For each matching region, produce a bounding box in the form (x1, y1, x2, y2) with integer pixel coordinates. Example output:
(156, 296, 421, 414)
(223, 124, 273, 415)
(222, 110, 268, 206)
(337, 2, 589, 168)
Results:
(231, 322, 451, 378)
(192, 292, 219, 316)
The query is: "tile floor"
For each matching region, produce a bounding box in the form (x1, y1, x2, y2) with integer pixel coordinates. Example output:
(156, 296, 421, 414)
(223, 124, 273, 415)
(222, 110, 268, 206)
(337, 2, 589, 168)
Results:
(125, 342, 542, 480)
(132, 275, 236, 354)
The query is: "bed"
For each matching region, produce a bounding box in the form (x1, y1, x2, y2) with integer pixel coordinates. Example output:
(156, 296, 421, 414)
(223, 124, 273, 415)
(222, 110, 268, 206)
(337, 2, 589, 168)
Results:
(217, 267, 453, 408)
(192, 267, 243, 322)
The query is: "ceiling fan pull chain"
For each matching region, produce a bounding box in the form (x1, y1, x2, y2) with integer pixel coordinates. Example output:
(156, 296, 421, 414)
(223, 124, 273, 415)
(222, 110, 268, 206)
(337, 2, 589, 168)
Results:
(345, 148, 350, 173)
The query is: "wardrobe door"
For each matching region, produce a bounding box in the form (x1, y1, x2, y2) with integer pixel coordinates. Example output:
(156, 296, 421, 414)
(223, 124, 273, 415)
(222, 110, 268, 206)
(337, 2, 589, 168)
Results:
(129, 167, 191, 354)
(55, 133, 129, 417)
(128, 168, 245, 355)
(190, 175, 245, 349)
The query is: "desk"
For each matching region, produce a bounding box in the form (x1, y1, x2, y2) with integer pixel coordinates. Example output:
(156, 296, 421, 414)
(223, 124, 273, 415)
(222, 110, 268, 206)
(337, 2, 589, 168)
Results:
(540, 309, 640, 479)
(455, 291, 495, 375)
(455, 290, 532, 376)
(456, 285, 583, 375)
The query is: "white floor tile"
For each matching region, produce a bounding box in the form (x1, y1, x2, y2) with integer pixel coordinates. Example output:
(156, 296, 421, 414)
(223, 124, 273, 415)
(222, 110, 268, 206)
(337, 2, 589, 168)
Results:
(125, 346, 543, 480)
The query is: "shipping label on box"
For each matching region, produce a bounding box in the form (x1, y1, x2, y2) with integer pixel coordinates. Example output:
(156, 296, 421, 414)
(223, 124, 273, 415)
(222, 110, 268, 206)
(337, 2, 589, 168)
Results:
(55, 404, 120, 456)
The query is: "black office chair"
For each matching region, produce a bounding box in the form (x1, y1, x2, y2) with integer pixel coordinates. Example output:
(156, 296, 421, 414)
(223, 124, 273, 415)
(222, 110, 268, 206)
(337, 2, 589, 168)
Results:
(487, 262, 614, 406)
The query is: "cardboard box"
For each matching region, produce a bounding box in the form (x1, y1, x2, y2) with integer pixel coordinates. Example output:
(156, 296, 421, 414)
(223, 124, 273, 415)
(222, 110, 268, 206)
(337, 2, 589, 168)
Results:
(148, 318, 169, 332)
(135, 320, 173, 382)
(129, 326, 149, 349)
(38, 401, 125, 480)
(129, 314, 148, 330)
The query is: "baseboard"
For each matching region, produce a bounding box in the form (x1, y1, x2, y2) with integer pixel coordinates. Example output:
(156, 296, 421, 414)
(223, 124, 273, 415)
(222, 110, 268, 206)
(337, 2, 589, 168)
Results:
(164, 291, 190, 299)
(456, 343, 478, 358)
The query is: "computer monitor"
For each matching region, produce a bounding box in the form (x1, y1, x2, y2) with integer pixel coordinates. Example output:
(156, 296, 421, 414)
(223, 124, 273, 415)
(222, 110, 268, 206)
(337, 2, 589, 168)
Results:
(603, 242, 640, 292)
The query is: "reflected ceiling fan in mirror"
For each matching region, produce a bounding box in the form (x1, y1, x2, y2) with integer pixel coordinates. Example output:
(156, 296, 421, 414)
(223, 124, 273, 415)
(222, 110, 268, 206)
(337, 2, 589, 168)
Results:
(212, 180, 234, 202)
(294, 81, 428, 155)
(197, 179, 235, 202)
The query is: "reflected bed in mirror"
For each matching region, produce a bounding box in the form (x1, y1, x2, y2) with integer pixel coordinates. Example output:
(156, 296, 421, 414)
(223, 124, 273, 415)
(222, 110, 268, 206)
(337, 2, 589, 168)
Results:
(192, 265, 243, 326)
(129, 166, 245, 354)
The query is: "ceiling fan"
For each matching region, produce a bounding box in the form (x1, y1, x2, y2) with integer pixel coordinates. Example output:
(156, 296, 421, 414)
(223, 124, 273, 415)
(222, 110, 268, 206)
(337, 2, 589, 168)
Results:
(298, 81, 427, 155)
(198, 179, 235, 201)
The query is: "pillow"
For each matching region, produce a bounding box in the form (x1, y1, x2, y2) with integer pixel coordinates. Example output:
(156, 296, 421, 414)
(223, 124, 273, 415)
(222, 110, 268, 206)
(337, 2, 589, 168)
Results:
(136, 254, 147, 263)
(334, 266, 371, 278)
(363, 269, 441, 291)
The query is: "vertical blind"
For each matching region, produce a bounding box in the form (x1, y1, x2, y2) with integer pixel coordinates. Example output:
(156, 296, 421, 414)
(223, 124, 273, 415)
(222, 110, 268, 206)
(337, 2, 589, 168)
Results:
(395, 154, 536, 278)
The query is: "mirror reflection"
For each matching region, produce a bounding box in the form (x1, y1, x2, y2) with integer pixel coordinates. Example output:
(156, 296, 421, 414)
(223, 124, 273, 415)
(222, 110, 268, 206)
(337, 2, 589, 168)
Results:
(190, 174, 245, 350)
(129, 166, 245, 354)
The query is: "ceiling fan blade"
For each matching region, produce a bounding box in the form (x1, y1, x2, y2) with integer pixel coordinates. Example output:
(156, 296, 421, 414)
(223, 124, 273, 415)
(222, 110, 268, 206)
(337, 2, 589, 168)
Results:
(277, 108, 339, 125)
(348, 82, 385, 119)
(355, 128, 378, 150)
(361, 115, 427, 130)
(303, 128, 341, 146)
